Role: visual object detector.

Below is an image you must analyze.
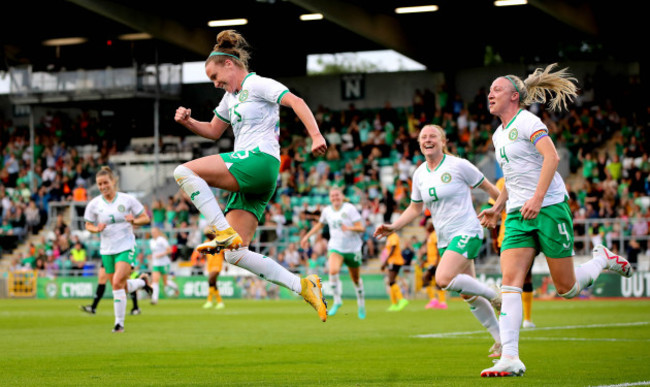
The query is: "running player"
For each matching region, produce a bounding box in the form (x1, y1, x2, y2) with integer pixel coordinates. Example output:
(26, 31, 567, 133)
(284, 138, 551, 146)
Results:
(375, 125, 502, 357)
(149, 227, 179, 304)
(479, 64, 633, 377)
(301, 188, 366, 319)
(83, 166, 151, 332)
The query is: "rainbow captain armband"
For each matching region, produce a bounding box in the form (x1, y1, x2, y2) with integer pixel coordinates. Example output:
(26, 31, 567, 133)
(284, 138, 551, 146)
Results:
(530, 129, 548, 145)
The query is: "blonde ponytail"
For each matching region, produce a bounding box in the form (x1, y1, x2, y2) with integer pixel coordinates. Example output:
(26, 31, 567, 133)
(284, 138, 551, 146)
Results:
(505, 63, 579, 112)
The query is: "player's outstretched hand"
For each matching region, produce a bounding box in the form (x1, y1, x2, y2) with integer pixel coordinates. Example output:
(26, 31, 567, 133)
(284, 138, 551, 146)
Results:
(374, 224, 394, 239)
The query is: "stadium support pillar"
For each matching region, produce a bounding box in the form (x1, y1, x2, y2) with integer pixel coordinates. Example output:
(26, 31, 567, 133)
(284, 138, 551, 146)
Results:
(29, 106, 35, 193)
(154, 51, 161, 191)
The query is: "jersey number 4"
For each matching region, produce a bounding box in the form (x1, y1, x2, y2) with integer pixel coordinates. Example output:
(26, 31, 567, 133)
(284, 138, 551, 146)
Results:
(499, 146, 510, 163)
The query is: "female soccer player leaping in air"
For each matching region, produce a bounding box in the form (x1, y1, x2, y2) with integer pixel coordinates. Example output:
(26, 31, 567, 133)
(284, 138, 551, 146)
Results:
(173, 30, 328, 321)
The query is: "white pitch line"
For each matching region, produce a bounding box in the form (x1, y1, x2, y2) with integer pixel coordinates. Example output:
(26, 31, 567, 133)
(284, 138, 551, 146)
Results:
(590, 381, 650, 387)
(522, 337, 650, 342)
(413, 321, 649, 339)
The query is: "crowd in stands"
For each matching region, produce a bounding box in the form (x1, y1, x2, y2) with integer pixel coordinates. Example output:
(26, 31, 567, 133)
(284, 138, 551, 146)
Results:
(1, 112, 121, 257)
(2, 70, 649, 276)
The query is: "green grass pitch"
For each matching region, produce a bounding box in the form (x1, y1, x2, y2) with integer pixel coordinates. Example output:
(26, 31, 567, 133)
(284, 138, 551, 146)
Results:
(1, 297, 649, 386)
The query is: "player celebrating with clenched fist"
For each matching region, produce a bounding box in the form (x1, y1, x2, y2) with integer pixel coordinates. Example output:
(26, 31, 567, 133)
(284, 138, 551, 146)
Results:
(173, 30, 329, 322)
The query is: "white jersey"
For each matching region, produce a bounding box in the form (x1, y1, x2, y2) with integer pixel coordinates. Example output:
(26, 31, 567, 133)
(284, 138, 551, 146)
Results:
(84, 193, 145, 255)
(492, 109, 567, 213)
(319, 202, 363, 253)
(215, 73, 288, 161)
(149, 236, 171, 267)
(411, 154, 485, 248)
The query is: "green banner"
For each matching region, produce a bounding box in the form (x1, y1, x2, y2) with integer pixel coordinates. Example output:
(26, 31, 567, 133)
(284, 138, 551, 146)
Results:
(36, 276, 240, 299)
(35, 272, 650, 299)
(474, 272, 650, 299)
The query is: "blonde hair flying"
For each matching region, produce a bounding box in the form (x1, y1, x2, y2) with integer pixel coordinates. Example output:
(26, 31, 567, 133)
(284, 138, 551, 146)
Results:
(504, 63, 579, 112)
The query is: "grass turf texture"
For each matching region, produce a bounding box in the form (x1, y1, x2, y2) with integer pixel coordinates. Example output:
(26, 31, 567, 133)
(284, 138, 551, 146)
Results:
(1, 298, 649, 386)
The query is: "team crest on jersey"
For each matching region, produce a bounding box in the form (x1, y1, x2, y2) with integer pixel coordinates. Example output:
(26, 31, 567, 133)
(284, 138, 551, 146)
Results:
(117, 204, 126, 213)
(508, 128, 519, 141)
(238, 90, 249, 102)
(441, 172, 452, 183)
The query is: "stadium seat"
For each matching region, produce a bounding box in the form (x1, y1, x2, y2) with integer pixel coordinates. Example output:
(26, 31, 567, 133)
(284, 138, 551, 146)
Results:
(309, 195, 323, 206)
(378, 158, 393, 167)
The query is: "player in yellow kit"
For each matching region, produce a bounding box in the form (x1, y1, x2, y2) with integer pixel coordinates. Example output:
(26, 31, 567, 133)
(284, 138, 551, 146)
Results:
(421, 220, 447, 309)
(194, 230, 226, 309)
(380, 232, 408, 311)
(204, 248, 226, 309)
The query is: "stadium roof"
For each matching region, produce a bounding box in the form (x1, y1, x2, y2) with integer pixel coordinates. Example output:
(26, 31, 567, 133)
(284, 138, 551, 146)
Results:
(1, 0, 646, 77)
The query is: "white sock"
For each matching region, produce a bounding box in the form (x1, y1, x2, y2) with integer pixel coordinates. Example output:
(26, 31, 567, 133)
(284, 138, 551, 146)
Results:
(466, 296, 501, 344)
(225, 248, 301, 293)
(445, 274, 497, 300)
(152, 283, 160, 303)
(354, 278, 365, 308)
(174, 165, 230, 230)
(575, 256, 606, 290)
(500, 286, 523, 359)
(330, 274, 342, 305)
(113, 289, 127, 326)
(166, 279, 179, 291)
(126, 278, 145, 293)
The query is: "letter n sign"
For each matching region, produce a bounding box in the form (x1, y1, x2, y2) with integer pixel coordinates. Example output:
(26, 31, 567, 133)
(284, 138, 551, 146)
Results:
(341, 74, 365, 101)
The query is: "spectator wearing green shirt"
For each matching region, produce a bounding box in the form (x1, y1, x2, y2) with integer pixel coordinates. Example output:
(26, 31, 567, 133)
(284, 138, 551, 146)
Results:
(150, 198, 165, 229)
(580, 151, 597, 181)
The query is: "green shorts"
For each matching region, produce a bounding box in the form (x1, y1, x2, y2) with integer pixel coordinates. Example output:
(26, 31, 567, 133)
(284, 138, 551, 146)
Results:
(221, 147, 280, 222)
(153, 265, 170, 275)
(329, 250, 363, 268)
(501, 201, 574, 258)
(101, 247, 136, 274)
(439, 234, 483, 260)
